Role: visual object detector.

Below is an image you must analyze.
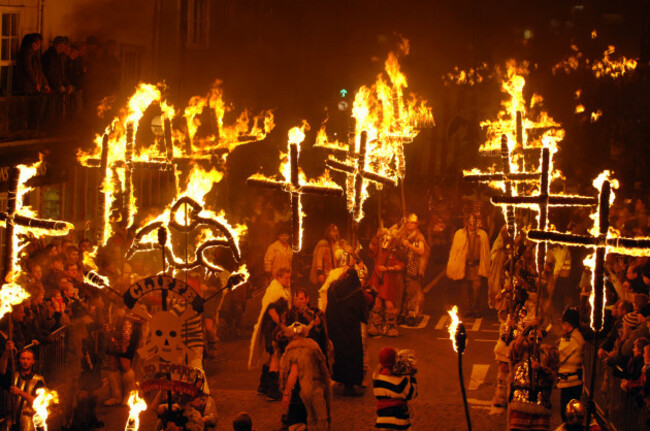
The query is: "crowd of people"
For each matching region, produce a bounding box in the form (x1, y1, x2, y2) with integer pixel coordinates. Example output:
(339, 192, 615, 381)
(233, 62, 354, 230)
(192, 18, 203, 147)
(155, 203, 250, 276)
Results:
(14, 33, 122, 107)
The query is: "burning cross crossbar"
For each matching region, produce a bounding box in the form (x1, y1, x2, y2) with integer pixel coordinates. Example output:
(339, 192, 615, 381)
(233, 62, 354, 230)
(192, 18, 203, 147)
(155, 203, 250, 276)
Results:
(247, 131, 342, 252)
(490, 147, 598, 273)
(0, 166, 72, 319)
(325, 131, 397, 222)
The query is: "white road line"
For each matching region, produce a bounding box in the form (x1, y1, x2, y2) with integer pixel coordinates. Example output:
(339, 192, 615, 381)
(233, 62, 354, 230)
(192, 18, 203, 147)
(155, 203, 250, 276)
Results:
(467, 398, 493, 406)
(435, 315, 448, 330)
(480, 329, 500, 333)
(474, 339, 499, 342)
(470, 318, 483, 332)
(468, 364, 490, 390)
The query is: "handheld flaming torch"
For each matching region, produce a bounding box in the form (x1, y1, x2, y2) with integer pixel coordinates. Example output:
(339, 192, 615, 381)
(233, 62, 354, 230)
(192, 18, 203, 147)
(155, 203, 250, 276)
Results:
(448, 306, 471, 431)
(125, 390, 147, 431)
(32, 387, 59, 431)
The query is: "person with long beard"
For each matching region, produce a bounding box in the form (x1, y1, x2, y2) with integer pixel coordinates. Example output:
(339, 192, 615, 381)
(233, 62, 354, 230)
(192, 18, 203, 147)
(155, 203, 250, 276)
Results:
(325, 267, 370, 396)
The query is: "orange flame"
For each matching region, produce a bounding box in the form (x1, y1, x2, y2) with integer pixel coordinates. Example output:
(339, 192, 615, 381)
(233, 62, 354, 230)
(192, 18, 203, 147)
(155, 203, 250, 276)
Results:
(125, 390, 147, 431)
(448, 305, 461, 352)
(32, 387, 59, 431)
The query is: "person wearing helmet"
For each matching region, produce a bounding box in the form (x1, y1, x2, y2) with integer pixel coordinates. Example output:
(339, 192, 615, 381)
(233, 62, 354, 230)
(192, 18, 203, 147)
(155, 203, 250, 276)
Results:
(397, 214, 429, 327)
(557, 308, 584, 424)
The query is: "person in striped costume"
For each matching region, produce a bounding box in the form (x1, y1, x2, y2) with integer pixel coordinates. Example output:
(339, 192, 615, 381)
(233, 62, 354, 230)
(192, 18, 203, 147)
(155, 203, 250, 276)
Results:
(372, 347, 417, 429)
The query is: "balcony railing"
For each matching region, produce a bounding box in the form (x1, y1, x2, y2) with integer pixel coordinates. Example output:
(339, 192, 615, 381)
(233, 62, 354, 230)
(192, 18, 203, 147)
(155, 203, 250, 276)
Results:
(0, 92, 83, 141)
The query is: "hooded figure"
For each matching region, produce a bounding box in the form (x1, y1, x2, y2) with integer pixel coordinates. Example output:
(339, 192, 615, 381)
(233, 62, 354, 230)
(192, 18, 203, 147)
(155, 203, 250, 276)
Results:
(280, 322, 332, 431)
(325, 267, 369, 395)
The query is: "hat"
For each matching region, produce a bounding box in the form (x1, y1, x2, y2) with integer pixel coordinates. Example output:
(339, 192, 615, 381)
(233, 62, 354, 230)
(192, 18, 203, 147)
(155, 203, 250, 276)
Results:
(407, 213, 419, 223)
(379, 347, 397, 369)
(562, 308, 580, 329)
(52, 36, 68, 45)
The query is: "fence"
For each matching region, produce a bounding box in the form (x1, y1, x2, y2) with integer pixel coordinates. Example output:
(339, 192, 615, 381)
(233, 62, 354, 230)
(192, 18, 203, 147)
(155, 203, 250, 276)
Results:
(0, 325, 68, 423)
(0, 92, 82, 140)
(584, 341, 650, 430)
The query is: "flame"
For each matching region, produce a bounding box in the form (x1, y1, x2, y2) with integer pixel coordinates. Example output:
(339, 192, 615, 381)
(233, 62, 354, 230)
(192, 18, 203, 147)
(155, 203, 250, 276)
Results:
(575, 104, 585, 114)
(590, 110, 603, 123)
(591, 29, 598, 39)
(0, 158, 72, 320)
(443, 62, 491, 86)
(32, 387, 59, 431)
(125, 390, 147, 431)
(316, 38, 433, 221)
(592, 46, 637, 79)
(78, 81, 272, 246)
(448, 305, 461, 352)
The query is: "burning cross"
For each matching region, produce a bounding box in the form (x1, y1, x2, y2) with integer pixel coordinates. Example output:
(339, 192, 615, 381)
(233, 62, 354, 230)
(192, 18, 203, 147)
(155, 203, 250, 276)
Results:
(490, 146, 598, 274)
(247, 126, 342, 252)
(0, 164, 72, 319)
(325, 130, 397, 222)
(527, 174, 650, 332)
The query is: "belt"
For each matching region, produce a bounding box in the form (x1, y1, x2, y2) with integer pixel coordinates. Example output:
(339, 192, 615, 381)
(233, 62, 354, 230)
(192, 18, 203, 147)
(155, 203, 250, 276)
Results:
(558, 370, 582, 380)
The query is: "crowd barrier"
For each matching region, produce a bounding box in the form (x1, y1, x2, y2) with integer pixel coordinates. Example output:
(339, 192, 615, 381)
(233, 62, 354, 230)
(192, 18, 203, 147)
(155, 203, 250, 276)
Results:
(0, 325, 68, 423)
(584, 341, 650, 430)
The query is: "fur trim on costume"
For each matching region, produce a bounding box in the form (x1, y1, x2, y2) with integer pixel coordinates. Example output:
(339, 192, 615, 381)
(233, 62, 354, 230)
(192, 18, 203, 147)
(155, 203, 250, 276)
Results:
(248, 279, 290, 369)
(280, 337, 332, 431)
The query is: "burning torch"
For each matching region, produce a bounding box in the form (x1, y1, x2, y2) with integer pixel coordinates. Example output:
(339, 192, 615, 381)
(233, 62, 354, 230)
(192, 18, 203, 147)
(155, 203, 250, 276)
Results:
(448, 306, 471, 431)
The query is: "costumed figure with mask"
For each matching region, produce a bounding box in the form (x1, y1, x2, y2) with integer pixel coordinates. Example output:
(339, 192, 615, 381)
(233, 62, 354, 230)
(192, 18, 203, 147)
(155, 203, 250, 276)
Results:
(325, 266, 371, 396)
(279, 321, 332, 431)
(249, 266, 292, 401)
(368, 229, 406, 337)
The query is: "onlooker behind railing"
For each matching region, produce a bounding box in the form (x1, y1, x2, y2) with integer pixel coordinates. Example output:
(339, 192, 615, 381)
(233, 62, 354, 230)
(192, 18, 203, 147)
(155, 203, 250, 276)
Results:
(14, 33, 49, 95)
(42, 36, 74, 95)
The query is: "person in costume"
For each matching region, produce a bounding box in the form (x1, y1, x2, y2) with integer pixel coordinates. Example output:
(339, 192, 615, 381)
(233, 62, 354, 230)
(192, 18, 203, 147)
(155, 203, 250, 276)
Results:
(368, 229, 405, 337)
(0, 344, 45, 431)
(280, 287, 330, 360)
(508, 326, 559, 431)
(447, 213, 490, 317)
(249, 266, 292, 401)
(325, 267, 370, 396)
(310, 224, 347, 287)
(104, 304, 142, 406)
(396, 214, 428, 327)
(372, 347, 417, 430)
(279, 321, 332, 431)
(264, 226, 293, 287)
(556, 308, 584, 424)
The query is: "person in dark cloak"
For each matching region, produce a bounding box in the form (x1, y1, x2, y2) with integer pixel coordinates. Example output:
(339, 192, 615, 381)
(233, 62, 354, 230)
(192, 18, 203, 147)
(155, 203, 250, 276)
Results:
(325, 267, 370, 396)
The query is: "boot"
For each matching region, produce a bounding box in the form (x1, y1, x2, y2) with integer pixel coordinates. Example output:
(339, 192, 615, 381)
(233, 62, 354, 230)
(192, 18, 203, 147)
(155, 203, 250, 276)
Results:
(265, 371, 282, 401)
(386, 311, 399, 337)
(257, 364, 270, 395)
(368, 309, 385, 337)
(121, 368, 136, 405)
(103, 371, 122, 406)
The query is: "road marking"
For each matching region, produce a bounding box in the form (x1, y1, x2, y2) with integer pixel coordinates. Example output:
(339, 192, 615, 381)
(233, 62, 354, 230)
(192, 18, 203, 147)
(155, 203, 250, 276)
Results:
(480, 329, 500, 333)
(468, 364, 490, 390)
(435, 315, 448, 330)
(470, 318, 483, 332)
(467, 398, 493, 406)
(474, 339, 499, 342)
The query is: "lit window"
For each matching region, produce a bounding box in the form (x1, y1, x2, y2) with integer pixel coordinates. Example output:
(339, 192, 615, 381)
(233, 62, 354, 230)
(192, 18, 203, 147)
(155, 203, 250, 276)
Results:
(0, 12, 19, 96)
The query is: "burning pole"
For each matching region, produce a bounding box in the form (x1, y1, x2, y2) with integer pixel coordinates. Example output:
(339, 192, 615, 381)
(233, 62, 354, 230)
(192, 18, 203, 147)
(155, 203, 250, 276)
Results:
(32, 387, 59, 431)
(124, 122, 135, 229)
(97, 132, 110, 244)
(125, 390, 147, 431)
(448, 306, 471, 431)
(247, 124, 343, 252)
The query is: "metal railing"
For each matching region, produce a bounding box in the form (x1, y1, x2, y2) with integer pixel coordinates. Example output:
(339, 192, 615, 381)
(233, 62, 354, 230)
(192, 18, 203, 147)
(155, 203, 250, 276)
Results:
(584, 341, 650, 430)
(0, 92, 82, 140)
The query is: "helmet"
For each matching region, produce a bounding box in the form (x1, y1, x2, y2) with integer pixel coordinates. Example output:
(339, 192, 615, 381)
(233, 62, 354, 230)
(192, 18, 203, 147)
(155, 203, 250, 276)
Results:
(565, 399, 585, 425)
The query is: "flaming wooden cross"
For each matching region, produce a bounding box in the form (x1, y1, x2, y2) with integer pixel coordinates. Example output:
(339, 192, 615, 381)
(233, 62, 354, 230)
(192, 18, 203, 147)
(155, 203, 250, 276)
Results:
(325, 130, 397, 222)
(490, 147, 597, 273)
(0, 164, 72, 319)
(247, 125, 342, 252)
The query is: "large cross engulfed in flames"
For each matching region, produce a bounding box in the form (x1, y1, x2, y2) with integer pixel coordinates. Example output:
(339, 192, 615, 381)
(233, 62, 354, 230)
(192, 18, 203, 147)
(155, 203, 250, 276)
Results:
(0, 163, 73, 319)
(325, 130, 397, 222)
(247, 124, 343, 252)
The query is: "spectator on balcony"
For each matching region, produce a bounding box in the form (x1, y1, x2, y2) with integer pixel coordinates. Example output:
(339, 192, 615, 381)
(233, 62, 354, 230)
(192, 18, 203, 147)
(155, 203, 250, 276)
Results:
(15, 32, 49, 94)
(42, 36, 73, 94)
(67, 43, 86, 91)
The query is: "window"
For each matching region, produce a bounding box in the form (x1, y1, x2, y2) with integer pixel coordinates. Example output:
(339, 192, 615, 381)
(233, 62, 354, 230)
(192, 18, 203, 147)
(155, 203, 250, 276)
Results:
(187, 0, 210, 49)
(0, 12, 19, 96)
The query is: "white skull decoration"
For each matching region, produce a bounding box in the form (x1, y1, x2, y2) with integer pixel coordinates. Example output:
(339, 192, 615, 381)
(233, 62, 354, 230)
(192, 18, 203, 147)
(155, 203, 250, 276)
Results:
(139, 310, 196, 363)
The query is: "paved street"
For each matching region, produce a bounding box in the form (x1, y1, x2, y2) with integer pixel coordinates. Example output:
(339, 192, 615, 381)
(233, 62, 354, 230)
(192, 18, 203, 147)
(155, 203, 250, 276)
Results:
(97, 275, 566, 430)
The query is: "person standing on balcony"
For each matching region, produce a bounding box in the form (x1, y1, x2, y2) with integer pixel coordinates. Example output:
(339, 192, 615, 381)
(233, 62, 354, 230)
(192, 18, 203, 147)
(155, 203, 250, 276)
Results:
(15, 33, 49, 95)
(42, 36, 73, 94)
